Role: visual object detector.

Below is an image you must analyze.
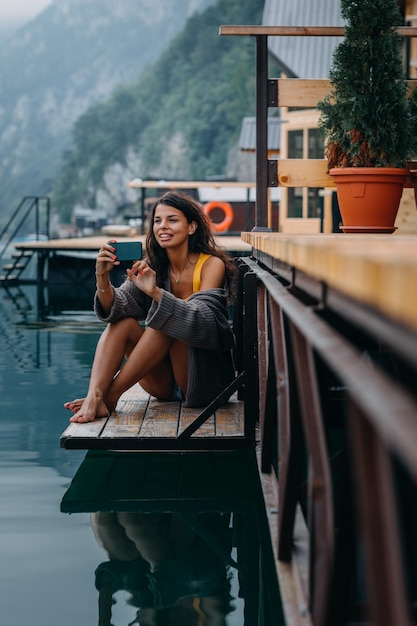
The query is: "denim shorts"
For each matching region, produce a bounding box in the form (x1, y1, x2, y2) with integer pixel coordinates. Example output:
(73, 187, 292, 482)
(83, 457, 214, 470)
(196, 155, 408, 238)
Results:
(173, 383, 185, 401)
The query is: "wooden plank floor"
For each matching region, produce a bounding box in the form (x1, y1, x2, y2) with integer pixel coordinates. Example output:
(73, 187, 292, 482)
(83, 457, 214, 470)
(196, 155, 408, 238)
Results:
(60, 383, 246, 451)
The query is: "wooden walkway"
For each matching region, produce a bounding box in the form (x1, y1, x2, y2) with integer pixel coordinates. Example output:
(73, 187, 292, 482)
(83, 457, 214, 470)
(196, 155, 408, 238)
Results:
(61, 383, 247, 451)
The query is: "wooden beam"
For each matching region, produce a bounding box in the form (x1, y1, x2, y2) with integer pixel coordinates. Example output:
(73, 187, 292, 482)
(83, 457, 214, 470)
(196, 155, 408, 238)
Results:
(219, 25, 417, 38)
(277, 79, 331, 108)
(220, 26, 345, 37)
(275, 160, 417, 188)
(275, 79, 417, 108)
(277, 159, 334, 188)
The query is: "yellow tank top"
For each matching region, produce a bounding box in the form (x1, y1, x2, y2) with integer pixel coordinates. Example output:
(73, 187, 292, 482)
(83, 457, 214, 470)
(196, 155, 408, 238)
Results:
(192, 253, 211, 293)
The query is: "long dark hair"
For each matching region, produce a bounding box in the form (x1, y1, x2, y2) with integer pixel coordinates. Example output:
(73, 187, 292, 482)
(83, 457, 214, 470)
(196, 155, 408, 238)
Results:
(145, 191, 236, 289)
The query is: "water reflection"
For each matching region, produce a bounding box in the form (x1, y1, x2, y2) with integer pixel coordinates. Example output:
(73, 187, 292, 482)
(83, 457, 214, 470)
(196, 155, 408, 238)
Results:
(2, 282, 94, 320)
(0, 284, 107, 625)
(0, 284, 104, 483)
(61, 450, 271, 625)
(0, 283, 100, 372)
(92, 511, 235, 625)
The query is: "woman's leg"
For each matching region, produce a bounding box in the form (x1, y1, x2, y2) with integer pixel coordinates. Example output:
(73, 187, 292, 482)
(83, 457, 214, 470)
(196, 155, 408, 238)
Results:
(66, 320, 182, 423)
(66, 316, 191, 423)
(65, 318, 144, 422)
(103, 326, 182, 411)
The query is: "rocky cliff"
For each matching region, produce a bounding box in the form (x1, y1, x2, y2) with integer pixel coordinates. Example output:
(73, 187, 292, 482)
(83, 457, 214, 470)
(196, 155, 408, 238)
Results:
(0, 0, 213, 220)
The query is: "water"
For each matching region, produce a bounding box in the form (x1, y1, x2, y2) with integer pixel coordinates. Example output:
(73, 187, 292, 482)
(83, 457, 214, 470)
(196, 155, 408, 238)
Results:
(0, 285, 105, 624)
(0, 285, 280, 625)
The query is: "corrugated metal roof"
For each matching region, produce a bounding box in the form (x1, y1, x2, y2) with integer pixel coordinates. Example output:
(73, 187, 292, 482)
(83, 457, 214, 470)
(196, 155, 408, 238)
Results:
(239, 116, 283, 151)
(262, 0, 345, 78)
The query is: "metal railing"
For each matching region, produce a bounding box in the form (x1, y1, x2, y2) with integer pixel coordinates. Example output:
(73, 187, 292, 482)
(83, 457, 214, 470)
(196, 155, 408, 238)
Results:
(0, 196, 51, 262)
(235, 256, 417, 626)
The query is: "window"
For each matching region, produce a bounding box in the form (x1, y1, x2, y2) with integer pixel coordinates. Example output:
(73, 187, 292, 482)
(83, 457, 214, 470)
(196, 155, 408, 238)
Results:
(288, 130, 303, 158)
(308, 188, 324, 219)
(286, 128, 326, 222)
(288, 188, 303, 218)
(308, 128, 324, 159)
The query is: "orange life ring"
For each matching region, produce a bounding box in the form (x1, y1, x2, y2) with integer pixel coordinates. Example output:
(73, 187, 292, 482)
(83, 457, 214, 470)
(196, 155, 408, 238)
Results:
(203, 201, 234, 233)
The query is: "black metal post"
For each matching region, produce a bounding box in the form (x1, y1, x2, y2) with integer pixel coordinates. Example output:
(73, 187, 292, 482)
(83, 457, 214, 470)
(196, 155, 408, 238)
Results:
(35, 198, 40, 239)
(46, 197, 51, 239)
(254, 35, 271, 232)
(141, 188, 146, 235)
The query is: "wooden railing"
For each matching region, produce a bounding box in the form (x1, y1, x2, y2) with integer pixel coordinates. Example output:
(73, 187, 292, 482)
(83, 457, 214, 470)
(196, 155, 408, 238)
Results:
(233, 237, 417, 626)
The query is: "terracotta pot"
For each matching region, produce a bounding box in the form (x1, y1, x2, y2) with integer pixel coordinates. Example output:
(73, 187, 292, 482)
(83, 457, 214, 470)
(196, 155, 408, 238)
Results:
(329, 167, 408, 233)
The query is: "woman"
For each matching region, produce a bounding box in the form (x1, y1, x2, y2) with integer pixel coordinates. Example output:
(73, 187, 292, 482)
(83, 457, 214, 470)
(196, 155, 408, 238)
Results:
(64, 191, 236, 423)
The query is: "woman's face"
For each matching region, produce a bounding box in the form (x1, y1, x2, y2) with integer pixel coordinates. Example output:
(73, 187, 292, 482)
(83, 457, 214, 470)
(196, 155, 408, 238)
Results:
(153, 203, 196, 249)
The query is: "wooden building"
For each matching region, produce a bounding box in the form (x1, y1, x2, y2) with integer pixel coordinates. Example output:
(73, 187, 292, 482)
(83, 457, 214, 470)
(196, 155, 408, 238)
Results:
(261, 0, 417, 234)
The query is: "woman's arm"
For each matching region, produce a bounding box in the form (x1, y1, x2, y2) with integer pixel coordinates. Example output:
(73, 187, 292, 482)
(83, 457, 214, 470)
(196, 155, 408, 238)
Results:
(94, 279, 152, 324)
(94, 241, 120, 316)
(94, 246, 153, 323)
(146, 288, 234, 352)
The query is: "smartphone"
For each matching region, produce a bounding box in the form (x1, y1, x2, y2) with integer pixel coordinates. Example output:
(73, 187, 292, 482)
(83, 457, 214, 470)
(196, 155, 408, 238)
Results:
(111, 241, 142, 261)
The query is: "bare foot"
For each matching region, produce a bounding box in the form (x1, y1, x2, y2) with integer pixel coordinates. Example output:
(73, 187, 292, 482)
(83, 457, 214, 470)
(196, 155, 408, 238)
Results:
(68, 395, 110, 423)
(64, 398, 84, 413)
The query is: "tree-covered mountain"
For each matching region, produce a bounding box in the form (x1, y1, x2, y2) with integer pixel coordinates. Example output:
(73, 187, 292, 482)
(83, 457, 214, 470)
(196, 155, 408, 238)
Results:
(0, 0, 214, 222)
(53, 0, 263, 223)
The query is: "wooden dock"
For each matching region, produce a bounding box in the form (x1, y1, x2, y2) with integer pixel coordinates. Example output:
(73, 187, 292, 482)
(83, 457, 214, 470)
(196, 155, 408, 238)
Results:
(13, 234, 252, 255)
(61, 382, 247, 451)
(5, 234, 252, 285)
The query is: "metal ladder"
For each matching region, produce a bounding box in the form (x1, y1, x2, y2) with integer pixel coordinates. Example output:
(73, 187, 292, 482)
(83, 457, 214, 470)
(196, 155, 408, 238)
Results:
(0, 249, 34, 284)
(0, 196, 50, 286)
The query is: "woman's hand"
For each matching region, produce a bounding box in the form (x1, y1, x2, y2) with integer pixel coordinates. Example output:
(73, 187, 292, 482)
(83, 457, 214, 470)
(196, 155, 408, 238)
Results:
(95, 240, 119, 277)
(126, 261, 161, 301)
(95, 242, 119, 311)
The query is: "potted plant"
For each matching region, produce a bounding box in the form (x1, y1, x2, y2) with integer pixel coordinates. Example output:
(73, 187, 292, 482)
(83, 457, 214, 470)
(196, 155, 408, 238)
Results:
(317, 0, 417, 233)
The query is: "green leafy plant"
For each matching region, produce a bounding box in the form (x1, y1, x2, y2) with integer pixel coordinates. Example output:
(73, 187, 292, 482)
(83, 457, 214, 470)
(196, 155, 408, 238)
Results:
(317, 0, 417, 169)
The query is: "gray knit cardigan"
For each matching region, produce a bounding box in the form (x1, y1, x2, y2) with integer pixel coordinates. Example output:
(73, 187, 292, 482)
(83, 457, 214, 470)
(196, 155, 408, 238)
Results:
(94, 280, 236, 407)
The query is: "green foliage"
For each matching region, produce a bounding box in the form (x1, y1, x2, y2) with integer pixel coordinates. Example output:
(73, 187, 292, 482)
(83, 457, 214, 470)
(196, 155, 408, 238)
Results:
(53, 0, 263, 221)
(0, 0, 211, 222)
(317, 0, 417, 168)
